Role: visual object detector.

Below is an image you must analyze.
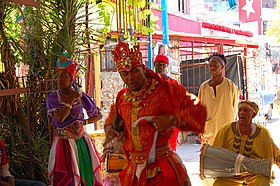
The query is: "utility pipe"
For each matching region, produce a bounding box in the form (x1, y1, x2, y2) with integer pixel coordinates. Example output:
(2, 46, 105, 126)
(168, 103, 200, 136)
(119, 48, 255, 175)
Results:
(161, 0, 169, 45)
(147, 0, 153, 69)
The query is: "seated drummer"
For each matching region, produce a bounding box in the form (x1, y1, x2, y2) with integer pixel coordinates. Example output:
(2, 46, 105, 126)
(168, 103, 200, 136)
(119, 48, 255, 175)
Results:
(212, 100, 280, 186)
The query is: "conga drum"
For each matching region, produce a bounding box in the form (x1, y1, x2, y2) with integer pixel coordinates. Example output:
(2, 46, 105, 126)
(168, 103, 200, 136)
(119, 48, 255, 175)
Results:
(200, 144, 272, 179)
(106, 153, 128, 173)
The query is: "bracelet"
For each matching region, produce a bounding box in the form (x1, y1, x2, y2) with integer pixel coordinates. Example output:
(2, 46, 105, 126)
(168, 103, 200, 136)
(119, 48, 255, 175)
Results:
(65, 103, 72, 109)
(85, 120, 89, 125)
(169, 115, 176, 126)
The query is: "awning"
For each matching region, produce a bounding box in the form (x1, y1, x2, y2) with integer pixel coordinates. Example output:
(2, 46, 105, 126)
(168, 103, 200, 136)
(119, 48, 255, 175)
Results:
(152, 32, 259, 49)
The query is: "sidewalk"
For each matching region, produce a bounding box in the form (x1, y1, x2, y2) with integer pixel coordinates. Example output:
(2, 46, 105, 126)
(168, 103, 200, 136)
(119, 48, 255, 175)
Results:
(176, 141, 280, 186)
(177, 142, 202, 186)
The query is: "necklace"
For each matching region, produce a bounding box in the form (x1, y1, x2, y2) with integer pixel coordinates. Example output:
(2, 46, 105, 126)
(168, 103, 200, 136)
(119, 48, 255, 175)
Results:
(124, 79, 158, 102)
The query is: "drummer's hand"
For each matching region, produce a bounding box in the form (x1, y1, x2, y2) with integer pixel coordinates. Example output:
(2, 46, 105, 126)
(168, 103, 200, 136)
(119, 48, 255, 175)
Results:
(152, 115, 175, 132)
(104, 124, 120, 140)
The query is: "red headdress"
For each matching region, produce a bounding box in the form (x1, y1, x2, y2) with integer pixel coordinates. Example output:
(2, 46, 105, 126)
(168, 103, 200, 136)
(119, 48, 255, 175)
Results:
(154, 54, 169, 65)
(111, 42, 143, 71)
(55, 51, 79, 81)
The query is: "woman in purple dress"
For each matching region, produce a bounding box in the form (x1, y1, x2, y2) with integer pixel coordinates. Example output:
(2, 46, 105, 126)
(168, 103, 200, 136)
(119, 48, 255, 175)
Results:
(46, 51, 103, 186)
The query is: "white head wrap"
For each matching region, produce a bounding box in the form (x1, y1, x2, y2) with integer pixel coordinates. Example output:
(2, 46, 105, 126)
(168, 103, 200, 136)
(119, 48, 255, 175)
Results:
(210, 56, 225, 65)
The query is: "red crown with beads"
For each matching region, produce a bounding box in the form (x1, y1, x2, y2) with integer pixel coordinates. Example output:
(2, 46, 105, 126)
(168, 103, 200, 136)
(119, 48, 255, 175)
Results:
(112, 42, 143, 71)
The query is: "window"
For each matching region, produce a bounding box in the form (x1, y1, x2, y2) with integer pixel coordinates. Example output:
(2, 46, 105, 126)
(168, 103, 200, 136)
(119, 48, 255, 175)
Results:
(178, 0, 188, 14)
(204, 0, 237, 12)
(262, 0, 276, 8)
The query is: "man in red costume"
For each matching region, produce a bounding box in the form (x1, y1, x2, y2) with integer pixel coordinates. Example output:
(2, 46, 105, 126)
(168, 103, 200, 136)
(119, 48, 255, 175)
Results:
(104, 42, 207, 186)
(154, 54, 179, 151)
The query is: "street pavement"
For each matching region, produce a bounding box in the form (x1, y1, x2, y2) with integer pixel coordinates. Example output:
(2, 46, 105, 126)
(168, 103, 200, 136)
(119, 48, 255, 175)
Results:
(177, 114, 280, 186)
(177, 142, 202, 186)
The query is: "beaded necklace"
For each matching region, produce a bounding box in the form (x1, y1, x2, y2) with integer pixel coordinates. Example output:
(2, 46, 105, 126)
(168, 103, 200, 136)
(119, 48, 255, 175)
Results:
(124, 79, 158, 102)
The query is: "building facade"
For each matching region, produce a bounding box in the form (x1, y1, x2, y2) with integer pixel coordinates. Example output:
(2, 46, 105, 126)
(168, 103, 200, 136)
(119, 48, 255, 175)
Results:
(96, 0, 279, 127)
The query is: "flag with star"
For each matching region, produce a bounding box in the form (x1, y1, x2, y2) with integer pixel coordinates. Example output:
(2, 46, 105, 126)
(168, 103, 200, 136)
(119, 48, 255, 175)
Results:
(239, 0, 261, 23)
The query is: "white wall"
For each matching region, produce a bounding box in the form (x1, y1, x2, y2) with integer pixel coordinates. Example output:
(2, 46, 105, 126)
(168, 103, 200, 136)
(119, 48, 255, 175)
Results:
(262, 8, 280, 21)
(166, 0, 179, 14)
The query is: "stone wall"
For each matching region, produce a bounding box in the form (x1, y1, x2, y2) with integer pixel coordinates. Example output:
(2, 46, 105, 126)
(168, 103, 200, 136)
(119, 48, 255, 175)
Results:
(99, 72, 124, 128)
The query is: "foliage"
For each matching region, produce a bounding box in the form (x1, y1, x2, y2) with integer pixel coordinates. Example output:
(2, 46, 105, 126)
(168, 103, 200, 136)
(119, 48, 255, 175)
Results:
(97, 1, 115, 35)
(266, 19, 280, 43)
(266, 0, 280, 42)
(133, 1, 158, 36)
(0, 0, 110, 183)
(0, 0, 157, 183)
(98, 0, 158, 43)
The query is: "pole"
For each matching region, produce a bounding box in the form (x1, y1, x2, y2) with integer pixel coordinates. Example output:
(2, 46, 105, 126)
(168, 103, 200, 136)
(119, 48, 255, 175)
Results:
(147, 0, 153, 69)
(161, 0, 169, 45)
(244, 48, 248, 99)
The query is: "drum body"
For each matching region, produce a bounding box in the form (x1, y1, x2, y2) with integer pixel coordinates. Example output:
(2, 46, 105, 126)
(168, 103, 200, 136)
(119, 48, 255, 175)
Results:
(200, 144, 272, 179)
(106, 153, 128, 173)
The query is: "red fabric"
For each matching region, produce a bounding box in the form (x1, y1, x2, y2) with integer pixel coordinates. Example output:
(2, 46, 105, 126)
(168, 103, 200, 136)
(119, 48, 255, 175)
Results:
(65, 63, 78, 79)
(167, 77, 179, 85)
(53, 139, 74, 186)
(166, 77, 179, 151)
(154, 55, 169, 65)
(105, 75, 207, 186)
(239, 0, 261, 23)
(0, 140, 8, 167)
(169, 127, 180, 151)
(126, 162, 179, 186)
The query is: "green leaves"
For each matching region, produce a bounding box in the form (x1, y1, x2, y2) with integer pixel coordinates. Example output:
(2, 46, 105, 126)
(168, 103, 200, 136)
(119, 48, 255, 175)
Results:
(266, 19, 280, 43)
(97, 1, 114, 34)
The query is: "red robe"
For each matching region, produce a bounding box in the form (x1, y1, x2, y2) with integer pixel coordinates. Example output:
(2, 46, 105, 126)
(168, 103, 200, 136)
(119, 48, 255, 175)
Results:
(105, 72, 206, 186)
(166, 77, 180, 151)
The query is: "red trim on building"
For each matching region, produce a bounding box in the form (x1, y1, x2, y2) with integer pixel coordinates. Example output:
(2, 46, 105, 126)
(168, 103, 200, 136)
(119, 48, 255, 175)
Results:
(152, 32, 258, 49)
(153, 9, 254, 37)
(5, 0, 40, 7)
(153, 9, 201, 34)
(202, 22, 253, 37)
